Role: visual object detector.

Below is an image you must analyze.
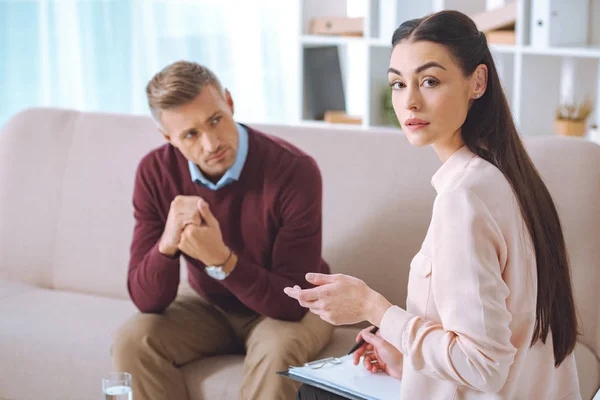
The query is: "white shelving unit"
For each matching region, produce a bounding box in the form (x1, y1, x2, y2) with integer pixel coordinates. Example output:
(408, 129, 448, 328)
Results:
(295, 0, 600, 139)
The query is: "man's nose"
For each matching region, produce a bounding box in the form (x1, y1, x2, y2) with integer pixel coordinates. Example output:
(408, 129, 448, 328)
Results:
(202, 132, 220, 152)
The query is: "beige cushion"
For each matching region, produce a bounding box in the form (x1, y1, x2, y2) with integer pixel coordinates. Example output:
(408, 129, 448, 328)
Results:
(50, 111, 164, 299)
(0, 280, 136, 400)
(0, 278, 360, 400)
(525, 138, 600, 370)
(182, 328, 360, 400)
(0, 109, 75, 289)
(576, 343, 600, 400)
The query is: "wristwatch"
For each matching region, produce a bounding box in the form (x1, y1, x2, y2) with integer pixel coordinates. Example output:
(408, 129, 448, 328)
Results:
(204, 250, 234, 280)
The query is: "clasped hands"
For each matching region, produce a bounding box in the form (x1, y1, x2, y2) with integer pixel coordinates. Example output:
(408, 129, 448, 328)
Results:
(284, 273, 403, 379)
(158, 195, 230, 266)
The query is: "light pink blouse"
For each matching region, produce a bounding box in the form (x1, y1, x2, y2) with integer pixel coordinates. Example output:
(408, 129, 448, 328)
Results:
(380, 146, 581, 399)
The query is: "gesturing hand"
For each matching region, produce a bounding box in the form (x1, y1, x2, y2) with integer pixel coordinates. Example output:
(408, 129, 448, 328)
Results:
(352, 326, 403, 380)
(178, 199, 230, 266)
(283, 273, 374, 326)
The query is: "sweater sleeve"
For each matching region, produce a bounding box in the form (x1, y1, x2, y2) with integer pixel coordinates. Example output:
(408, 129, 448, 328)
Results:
(220, 156, 327, 321)
(127, 161, 180, 313)
(379, 190, 517, 392)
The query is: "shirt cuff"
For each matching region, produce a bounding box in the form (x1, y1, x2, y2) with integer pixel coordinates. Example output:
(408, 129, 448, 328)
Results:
(379, 305, 413, 354)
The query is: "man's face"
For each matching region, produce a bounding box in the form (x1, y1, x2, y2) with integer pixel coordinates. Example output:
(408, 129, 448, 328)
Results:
(160, 85, 239, 181)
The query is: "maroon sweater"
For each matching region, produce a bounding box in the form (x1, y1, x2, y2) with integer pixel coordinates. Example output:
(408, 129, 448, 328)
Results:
(128, 126, 330, 321)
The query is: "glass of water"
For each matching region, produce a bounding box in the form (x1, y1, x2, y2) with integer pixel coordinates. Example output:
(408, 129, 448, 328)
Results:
(102, 372, 132, 400)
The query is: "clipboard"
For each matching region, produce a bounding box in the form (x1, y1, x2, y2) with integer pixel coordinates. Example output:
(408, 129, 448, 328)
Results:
(277, 370, 366, 400)
(278, 355, 402, 400)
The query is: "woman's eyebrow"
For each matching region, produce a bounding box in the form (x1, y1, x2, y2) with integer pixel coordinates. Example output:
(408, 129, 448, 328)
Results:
(388, 62, 447, 76)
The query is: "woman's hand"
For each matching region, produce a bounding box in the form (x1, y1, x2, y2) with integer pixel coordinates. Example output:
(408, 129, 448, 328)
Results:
(284, 273, 391, 326)
(352, 326, 403, 380)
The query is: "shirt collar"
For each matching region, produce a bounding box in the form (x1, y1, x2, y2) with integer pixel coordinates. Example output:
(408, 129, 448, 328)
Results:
(188, 123, 249, 190)
(431, 145, 476, 193)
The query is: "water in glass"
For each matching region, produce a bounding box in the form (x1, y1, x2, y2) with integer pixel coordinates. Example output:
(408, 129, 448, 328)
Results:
(104, 385, 132, 400)
(102, 372, 132, 400)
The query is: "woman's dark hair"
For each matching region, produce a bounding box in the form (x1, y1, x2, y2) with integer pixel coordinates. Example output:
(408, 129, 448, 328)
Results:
(392, 10, 578, 367)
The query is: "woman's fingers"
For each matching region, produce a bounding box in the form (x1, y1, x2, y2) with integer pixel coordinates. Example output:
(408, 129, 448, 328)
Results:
(361, 330, 387, 348)
(364, 356, 380, 373)
(352, 339, 375, 365)
(356, 325, 376, 342)
(353, 343, 368, 365)
(356, 326, 374, 342)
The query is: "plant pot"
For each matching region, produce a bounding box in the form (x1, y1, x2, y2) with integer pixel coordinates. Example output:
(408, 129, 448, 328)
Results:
(555, 119, 587, 137)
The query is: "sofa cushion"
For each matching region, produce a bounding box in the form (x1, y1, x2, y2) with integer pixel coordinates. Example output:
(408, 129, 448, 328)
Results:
(182, 326, 360, 400)
(0, 279, 361, 400)
(575, 342, 600, 400)
(50, 111, 164, 300)
(0, 281, 136, 400)
(0, 280, 37, 299)
(0, 109, 76, 290)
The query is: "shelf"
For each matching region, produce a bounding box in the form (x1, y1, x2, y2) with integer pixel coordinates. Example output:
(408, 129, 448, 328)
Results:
(368, 40, 517, 52)
(521, 45, 600, 59)
(301, 39, 600, 58)
(489, 44, 519, 54)
(369, 39, 392, 48)
(297, 0, 600, 133)
(301, 40, 600, 58)
(299, 119, 367, 130)
(301, 35, 366, 47)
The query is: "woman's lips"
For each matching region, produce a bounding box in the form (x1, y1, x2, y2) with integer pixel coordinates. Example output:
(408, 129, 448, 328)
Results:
(404, 118, 430, 131)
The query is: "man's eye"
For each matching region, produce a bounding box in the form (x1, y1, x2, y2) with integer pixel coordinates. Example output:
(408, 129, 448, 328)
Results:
(185, 130, 197, 139)
(211, 116, 222, 125)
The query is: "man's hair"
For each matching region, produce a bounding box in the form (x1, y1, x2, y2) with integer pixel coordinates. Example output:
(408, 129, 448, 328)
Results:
(146, 60, 224, 125)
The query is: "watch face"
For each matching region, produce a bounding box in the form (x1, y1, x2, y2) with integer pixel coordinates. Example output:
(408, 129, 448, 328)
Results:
(205, 266, 228, 280)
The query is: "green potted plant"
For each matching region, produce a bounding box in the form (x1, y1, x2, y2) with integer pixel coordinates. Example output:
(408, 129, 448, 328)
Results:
(382, 85, 400, 128)
(555, 97, 594, 137)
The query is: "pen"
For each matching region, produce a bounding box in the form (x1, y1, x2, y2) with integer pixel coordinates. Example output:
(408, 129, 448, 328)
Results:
(347, 326, 379, 355)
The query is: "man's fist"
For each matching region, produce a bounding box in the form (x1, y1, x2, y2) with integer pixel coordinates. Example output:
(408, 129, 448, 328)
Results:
(178, 199, 230, 266)
(158, 195, 203, 257)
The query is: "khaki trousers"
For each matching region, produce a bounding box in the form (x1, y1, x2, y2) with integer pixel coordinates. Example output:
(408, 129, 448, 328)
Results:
(111, 285, 333, 400)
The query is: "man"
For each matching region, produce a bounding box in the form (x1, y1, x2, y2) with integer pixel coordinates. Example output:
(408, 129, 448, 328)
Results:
(112, 60, 333, 400)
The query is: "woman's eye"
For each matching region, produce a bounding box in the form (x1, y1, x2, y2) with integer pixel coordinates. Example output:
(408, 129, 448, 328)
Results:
(390, 81, 405, 90)
(422, 78, 439, 88)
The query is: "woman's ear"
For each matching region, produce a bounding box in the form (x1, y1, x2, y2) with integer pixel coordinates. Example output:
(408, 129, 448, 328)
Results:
(471, 64, 488, 99)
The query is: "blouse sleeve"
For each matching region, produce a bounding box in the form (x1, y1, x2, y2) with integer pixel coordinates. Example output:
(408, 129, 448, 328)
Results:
(380, 189, 517, 392)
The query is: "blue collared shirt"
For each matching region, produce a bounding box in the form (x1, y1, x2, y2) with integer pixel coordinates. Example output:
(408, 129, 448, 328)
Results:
(188, 123, 249, 190)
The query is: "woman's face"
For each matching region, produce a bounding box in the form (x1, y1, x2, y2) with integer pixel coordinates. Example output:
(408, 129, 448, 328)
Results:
(388, 40, 486, 161)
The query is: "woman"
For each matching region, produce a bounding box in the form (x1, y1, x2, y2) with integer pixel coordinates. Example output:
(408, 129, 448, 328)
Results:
(285, 10, 580, 400)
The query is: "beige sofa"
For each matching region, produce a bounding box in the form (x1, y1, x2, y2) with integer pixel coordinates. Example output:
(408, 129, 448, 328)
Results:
(0, 107, 598, 400)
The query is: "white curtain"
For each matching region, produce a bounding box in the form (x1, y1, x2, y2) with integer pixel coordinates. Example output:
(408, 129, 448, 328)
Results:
(0, 0, 298, 127)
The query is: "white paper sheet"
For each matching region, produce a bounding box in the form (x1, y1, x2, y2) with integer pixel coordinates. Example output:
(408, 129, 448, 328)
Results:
(288, 355, 402, 400)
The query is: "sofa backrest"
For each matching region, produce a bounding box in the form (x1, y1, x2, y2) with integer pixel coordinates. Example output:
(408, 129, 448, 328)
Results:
(0, 108, 162, 296)
(1, 108, 599, 395)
